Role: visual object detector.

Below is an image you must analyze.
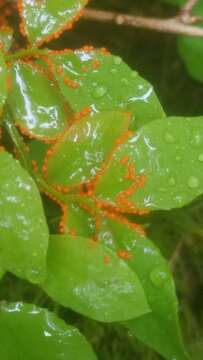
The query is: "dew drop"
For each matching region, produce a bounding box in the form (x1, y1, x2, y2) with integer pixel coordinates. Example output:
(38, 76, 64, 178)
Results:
(150, 266, 168, 287)
(110, 68, 117, 74)
(121, 78, 129, 85)
(190, 133, 202, 147)
(164, 132, 174, 144)
(27, 268, 40, 284)
(113, 56, 122, 65)
(187, 176, 199, 189)
(131, 71, 137, 78)
(198, 153, 203, 162)
(175, 155, 181, 162)
(92, 86, 107, 99)
(168, 177, 176, 186)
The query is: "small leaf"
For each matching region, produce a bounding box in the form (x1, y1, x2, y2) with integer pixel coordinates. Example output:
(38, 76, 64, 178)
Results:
(45, 111, 130, 187)
(9, 61, 72, 142)
(0, 151, 49, 283)
(18, 0, 88, 46)
(95, 116, 203, 211)
(0, 302, 97, 360)
(42, 235, 150, 322)
(0, 26, 13, 51)
(98, 218, 189, 360)
(63, 202, 96, 237)
(0, 50, 8, 115)
(51, 49, 165, 130)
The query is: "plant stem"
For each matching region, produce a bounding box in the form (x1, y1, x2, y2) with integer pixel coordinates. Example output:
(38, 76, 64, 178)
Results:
(84, 6, 203, 37)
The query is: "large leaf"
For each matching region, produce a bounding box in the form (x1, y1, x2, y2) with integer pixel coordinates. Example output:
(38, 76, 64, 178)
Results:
(0, 302, 97, 360)
(0, 51, 8, 115)
(98, 218, 189, 360)
(0, 151, 48, 283)
(42, 235, 150, 322)
(0, 26, 13, 51)
(18, 0, 88, 46)
(45, 111, 130, 187)
(95, 116, 203, 211)
(177, 1, 203, 83)
(51, 49, 165, 130)
(9, 62, 72, 142)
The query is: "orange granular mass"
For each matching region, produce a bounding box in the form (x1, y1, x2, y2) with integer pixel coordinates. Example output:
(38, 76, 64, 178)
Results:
(64, 76, 80, 89)
(117, 250, 132, 261)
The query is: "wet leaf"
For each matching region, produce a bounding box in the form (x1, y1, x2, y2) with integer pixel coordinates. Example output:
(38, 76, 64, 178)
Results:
(45, 111, 130, 187)
(18, 0, 88, 46)
(97, 218, 189, 360)
(42, 234, 150, 322)
(0, 26, 13, 51)
(0, 50, 8, 115)
(9, 61, 72, 142)
(0, 150, 48, 283)
(51, 49, 165, 130)
(95, 116, 203, 211)
(0, 302, 97, 360)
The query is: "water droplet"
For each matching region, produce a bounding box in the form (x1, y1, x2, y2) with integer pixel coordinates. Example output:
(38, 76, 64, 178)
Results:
(131, 71, 137, 78)
(92, 86, 107, 99)
(187, 176, 199, 189)
(113, 56, 122, 65)
(164, 132, 174, 144)
(121, 78, 129, 85)
(198, 153, 203, 162)
(168, 177, 176, 186)
(175, 155, 181, 162)
(150, 266, 168, 287)
(168, 177, 176, 187)
(190, 133, 202, 147)
(110, 68, 117, 74)
(27, 268, 40, 284)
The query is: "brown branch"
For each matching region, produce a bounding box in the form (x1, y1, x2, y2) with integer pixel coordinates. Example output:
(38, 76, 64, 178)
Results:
(180, 0, 200, 24)
(182, 0, 198, 14)
(84, 7, 203, 38)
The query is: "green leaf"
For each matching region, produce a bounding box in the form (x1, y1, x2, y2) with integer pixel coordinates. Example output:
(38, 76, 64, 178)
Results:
(0, 26, 13, 52)
(45, 111, 130, 187)
(51, 49, 165, 130)
(98, 218, 189, 360)
(0, 302, 97, 360)
(95, 116, 203, 211)
(42, 234, 150, 322)
(0, 151, 48, 283)
(0, 50, 8, 115)
(19, 0, 88, 46)
(9, 61, 72, 142)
